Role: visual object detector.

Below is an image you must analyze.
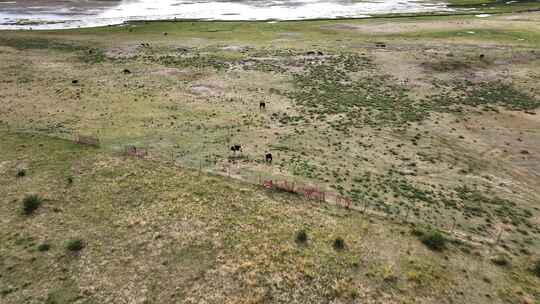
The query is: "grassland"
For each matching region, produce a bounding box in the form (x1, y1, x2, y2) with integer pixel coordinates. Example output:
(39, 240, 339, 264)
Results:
(1, 10, 540, 304)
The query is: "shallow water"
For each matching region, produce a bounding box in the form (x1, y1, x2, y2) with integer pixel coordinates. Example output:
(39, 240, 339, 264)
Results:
(0, 0, 451, 30)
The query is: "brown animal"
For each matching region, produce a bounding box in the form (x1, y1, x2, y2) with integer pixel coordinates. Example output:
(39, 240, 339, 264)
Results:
(265, 153, 273, 164)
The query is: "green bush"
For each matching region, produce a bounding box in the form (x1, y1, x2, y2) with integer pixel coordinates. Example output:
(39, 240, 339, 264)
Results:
(22, 194, 42, 215)
(37, 243, 51, 252)
(420, 230, 447, 251)
(490, 254, 510, 267)
(1, 288, 15, 296)
(16, 169, 26, 177)
(295, 230, 308, 243)
(333, 237, 345, 250)
(66, 239, 84, 252)
(533, 259, 540, 278)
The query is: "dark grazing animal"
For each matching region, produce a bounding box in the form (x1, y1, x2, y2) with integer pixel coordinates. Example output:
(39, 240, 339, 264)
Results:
(259, 102, 266, 110)
(265, 153, 273, 164)
(231, 145, 242, 154)
(72, 80, 79, 85)
(307, 51, 324, 56)
(123, 69, 131, 74)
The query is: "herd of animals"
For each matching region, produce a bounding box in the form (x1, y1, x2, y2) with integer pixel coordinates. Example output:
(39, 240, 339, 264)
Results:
(70, 70, 273, 165)
(230, 101, 271, 164)
(230, 144, 272, 164)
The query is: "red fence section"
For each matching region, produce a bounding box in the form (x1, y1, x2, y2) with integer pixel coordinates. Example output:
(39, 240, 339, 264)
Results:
(262, 178, 348, 206)
(125, 145, 148, 159)
(76, 135, 100, 147)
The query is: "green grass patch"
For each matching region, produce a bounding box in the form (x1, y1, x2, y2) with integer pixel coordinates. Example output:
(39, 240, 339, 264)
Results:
(65, 239, 85, 252)
(22, 194, 43, 215)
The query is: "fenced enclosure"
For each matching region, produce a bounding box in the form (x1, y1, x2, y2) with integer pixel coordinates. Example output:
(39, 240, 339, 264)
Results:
(1, 123, 504, 248)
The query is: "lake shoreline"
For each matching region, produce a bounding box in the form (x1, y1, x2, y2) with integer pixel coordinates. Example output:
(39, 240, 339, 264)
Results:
(0, 0, 451, 30)
(5, 8, 540, 32)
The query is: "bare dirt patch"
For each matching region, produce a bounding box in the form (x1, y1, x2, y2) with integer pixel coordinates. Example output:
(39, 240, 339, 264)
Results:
(190, 84, 222, 96)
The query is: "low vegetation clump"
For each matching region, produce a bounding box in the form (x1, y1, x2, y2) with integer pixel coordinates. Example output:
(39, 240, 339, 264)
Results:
(418, 230, 447, 251)
(22, 194, 43, 215)
(66, 239, 84, 252)
(295, 230, 308, 244)
(37, 243, 51, 252)
(16, 169, 26, 177)
(490, 254, 511, 267)
(333, 237, 345, 250)
(534, 259, 540, 278)
(1, 288, 15, 296)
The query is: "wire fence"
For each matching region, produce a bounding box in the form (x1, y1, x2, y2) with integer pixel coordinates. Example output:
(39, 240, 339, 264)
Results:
(2, 124, 503, 248)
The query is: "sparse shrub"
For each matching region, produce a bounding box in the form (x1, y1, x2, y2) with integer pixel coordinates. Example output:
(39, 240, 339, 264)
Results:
(330, 279, 356, 299)
(490, 254, 510, 267)
(16, 169, 26, 177)
(1, 288, 15, 296)
(382, 264, 398, 282)
(295, 230, 308, 244)
(411, 227, 424, 237)
(419, 230, 446, 251)
(22, 194, 42, 215)
(333, 237, 345, 250)
(66, 239, 84, 252)
(37, 243, 51, 252)
(533, 259, 540, 278)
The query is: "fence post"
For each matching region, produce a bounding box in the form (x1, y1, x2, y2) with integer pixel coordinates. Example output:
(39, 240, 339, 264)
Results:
(404, 206, 410, 223)
(199, 155, 202, 175)
(494, 229, 503, 246)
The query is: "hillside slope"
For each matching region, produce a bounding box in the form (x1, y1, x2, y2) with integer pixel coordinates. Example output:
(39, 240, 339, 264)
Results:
(1, 130, 539, 303)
